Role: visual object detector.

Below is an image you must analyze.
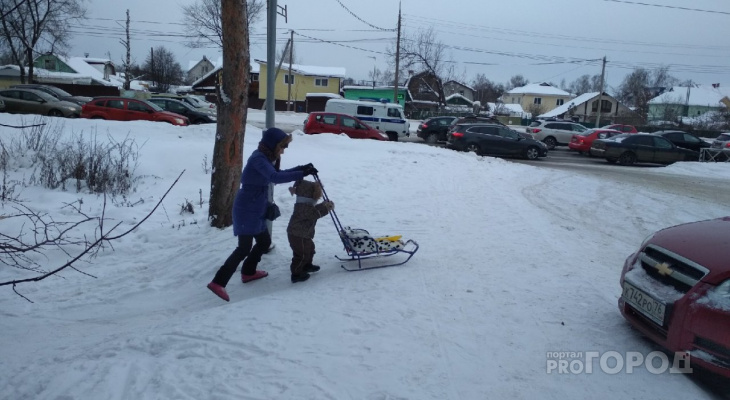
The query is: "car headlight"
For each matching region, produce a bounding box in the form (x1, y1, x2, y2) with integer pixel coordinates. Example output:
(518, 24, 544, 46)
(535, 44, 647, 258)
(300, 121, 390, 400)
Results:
(175, 118, 185, 125)
(209, 116, 217, 121)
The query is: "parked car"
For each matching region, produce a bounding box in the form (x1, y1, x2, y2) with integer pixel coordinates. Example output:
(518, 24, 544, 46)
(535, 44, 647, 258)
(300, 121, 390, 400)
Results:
(568, 128, 622, 154)
(590, 133, 699, 165)
(707, 132, 730, 161)
(81, 97, 189, 126)
(417, 116, 458, 143)
(525, 120, 587, 149)
(150, 93, 216, 115)
(147, 98, 215, 124)
(188, 94, 217, 110)
(446, 123, 548, 160)
(10, 84, 92, 106)
(619, 217, 730, 379)
(0, 88, 81, 117)
(600, 124, 638, 134)
(447, 115, 534, 139)
(302, 112, 387, 140)
(654, 130, 711, 152)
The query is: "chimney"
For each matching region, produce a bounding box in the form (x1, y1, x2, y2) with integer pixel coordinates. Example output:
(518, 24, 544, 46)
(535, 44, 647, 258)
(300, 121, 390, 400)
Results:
(84, 52, 89, 58)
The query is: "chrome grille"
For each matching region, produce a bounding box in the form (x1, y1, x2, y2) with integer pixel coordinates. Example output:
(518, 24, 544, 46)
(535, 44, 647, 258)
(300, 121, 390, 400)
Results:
(639, 244, 710, 293)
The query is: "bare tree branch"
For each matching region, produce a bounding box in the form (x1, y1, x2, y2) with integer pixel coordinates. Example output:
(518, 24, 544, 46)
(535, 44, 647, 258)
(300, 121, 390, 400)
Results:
(0, 170, 186, 294)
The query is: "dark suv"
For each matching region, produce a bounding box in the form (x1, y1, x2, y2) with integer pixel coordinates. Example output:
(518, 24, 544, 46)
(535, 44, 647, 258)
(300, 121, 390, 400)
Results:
(654, 130, 710, 152)
(447, 123, 547, 160)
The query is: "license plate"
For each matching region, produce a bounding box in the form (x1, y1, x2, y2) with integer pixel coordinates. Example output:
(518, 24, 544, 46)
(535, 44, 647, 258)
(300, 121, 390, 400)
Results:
(622, 282, 666, 325)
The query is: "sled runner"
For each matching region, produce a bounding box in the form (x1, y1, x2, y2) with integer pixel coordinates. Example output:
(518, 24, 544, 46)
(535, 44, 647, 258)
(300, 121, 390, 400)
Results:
(313, 174, 419, 271)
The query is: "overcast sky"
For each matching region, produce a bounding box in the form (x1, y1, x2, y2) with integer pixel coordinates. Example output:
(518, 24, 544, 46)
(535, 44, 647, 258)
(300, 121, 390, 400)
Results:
(70, 0, 730, 92)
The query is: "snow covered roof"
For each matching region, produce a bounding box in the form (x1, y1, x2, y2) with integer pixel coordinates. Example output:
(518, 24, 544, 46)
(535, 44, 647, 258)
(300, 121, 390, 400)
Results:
(59, 56, 122, 87)
(538, 92, 600, 118)
(648, 85, 730, 107)
(445, 93, 473, 104)
(190, 63, 261, 87)
(254, 59, 345, 78)
(444, 80, 475, 92)
(506, 82, 571, 96)
(306, 92, 342, 98)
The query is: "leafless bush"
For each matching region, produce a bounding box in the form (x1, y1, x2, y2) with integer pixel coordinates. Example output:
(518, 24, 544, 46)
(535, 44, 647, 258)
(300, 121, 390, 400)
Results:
(201, 154, 210, 174)
(7, 123, 143, 196)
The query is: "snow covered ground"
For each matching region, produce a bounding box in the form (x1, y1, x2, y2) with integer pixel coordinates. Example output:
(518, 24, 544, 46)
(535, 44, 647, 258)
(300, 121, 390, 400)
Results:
(1, 111, 728, 399)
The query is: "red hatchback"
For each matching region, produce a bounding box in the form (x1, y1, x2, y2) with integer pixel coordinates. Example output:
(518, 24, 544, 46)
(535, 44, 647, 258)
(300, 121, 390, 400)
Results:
(568, 128, 622, 153)
(619, 217, 730, 379)
(303, 112, 387, 140)
(81, 97, 189, 126)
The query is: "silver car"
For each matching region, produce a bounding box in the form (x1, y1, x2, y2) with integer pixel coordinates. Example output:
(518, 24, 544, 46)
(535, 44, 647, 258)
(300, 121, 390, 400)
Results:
(707, 132, 730, 161)
(0, 88, 81, 117)
(526, 120, 587, 149)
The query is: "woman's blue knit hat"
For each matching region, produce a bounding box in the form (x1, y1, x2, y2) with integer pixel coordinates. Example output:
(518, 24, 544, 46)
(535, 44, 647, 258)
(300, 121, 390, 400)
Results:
(261, 127, 289, 150)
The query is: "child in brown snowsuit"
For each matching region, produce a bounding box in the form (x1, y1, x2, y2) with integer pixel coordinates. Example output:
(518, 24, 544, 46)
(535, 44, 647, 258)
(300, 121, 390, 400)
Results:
(287, 179, 334, 283)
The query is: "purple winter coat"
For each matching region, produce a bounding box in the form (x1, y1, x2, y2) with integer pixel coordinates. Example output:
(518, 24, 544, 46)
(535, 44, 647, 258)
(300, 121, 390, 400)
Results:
(232, 128, 304, 236)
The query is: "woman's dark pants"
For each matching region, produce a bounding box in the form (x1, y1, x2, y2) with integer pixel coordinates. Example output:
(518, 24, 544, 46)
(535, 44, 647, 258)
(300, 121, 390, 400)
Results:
(212, 231, 271, 287)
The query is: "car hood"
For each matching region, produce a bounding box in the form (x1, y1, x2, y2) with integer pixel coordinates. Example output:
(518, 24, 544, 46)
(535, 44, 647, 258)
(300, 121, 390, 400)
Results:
(159, 111, 186, 120)
(649, 217, 730, 284)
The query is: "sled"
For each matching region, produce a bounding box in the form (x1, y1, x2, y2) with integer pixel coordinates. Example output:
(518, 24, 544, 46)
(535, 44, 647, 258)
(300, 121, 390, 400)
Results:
(313, 174, 419, 272)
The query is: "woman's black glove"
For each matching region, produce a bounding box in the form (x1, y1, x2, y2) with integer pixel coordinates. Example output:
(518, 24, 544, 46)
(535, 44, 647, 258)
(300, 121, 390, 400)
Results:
(302, 164, 319, 177)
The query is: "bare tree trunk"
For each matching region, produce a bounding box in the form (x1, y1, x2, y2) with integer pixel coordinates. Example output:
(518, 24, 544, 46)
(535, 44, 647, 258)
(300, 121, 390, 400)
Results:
(208, 0, 250, 228)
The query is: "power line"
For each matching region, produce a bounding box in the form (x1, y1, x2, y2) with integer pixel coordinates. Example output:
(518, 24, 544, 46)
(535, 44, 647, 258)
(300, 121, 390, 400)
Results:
(601, 0, 730, 15)
(333, 0, 396, 32)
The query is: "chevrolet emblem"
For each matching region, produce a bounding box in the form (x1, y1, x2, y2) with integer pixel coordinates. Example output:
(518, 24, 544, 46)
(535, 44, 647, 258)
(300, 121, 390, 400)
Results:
(656, 262, 674, 276)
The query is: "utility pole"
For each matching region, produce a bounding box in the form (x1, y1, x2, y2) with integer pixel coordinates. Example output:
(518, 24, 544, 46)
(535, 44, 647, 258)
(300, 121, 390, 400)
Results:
(150, 47, 154, 89)
(287, 29, 293, 112)
(265, 0, 278, 128)
(368, 56, 376, 89)
(265, 0, 287, 249)
(392, 2, 401, 106)
(595, 56, 606, 128)
(120, 9, 131, 91)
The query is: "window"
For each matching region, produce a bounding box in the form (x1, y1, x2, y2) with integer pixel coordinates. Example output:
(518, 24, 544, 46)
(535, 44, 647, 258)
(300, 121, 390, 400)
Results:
(21, 91, 41, 102)
(653, 137, 673, 148)
(250, 74, 259, 82)
(284, 75, 294, 84)
(341, 116, 357, 128)
(632, 136, 653, 146)
(44, 59, 54, 69)
(683, 134, 700, 143)
(591, 99, 612, 113)
(459, 90, 464, 95)
(106, 100, 124, 109)
(315, 78, 328, 87)
(357, 106, 374, 116)
(556, 99, 564, 106)
(0, 90, 18, 99)
(322, 114, 336, 124)
(387, 108, 400, 118)
(127, 100, 150, 112)
(170, 102, 187, 113)
(533, 98, 542, 105)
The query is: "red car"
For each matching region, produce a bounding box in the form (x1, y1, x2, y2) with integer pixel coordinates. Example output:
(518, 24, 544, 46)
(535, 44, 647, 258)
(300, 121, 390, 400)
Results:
(303, 112, 387, 140)
(81, 97, 189, 126)
(619, 217, 730, 379)
(568, 128, 622, 154)
(602, 124, 638, 134)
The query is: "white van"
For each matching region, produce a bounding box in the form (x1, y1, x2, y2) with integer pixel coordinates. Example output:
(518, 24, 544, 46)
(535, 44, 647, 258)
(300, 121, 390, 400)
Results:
(324, 99, 409, 141)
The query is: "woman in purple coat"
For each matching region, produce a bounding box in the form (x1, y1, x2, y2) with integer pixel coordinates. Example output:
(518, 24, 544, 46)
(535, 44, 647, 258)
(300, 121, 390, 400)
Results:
(207, 127, 317, 301)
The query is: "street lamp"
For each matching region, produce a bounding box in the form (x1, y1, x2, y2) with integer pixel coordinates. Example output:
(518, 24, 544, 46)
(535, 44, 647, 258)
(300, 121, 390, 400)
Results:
(368, 56, 376, 89)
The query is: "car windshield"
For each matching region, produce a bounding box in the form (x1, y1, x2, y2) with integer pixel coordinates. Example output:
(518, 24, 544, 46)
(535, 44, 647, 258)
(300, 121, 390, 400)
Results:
(142, 100, 163, 111)
(185, 96, 203, 107)
(529, 121, 541, 127)
(716, 133, 730, 141)
(607, 134, 630, 142)
(45, 86, 72, 97)
(34, 91, 60, 102)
